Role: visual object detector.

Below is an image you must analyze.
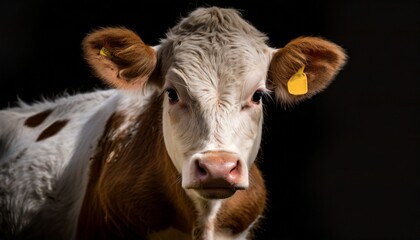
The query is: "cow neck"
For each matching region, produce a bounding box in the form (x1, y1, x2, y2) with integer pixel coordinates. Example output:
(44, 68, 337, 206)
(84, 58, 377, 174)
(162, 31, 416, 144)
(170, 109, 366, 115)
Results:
(78, 92, 195, 238)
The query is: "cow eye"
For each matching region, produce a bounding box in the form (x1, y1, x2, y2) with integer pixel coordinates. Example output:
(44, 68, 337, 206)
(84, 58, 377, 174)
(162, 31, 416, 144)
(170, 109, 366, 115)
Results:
(165, 88, 179, 104)
(251, 90, 263, 103)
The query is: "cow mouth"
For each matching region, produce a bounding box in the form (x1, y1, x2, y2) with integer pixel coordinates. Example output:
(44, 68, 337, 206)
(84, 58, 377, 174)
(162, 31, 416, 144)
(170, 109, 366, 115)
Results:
(195, 188, 237, 199)
(187, 179, 246, 199)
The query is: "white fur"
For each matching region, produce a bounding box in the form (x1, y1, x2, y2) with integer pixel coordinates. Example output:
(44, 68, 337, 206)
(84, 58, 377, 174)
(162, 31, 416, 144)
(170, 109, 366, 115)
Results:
(0, 90, 114, 236)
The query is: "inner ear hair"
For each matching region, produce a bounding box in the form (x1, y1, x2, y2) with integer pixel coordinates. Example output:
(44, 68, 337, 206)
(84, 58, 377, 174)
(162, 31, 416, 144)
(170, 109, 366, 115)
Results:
(268, 36, 347, 105)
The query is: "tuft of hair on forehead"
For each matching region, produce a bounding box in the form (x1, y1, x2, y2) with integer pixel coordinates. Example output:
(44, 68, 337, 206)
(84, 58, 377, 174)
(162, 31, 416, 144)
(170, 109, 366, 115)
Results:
(166, 7, 267, 42)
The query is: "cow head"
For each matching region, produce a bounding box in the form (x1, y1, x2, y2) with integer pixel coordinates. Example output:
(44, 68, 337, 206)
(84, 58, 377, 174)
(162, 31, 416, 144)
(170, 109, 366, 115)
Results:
(82, 7, 347, 200)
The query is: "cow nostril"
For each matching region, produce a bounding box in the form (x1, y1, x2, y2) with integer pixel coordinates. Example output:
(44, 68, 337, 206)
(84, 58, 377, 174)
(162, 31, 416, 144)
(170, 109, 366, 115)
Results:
(229, 160, 240, 179)
(195, 160, 208, 177)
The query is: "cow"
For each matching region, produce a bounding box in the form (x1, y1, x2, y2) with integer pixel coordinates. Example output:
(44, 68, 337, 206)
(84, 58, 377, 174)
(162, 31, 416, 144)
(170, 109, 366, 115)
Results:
(0, 6, 347, 240)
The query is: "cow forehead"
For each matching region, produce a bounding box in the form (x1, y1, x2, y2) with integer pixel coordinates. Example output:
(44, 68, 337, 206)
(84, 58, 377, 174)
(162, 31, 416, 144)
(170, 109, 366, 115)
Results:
(159, 8, 270, 101)
(173, 36, 269, 79)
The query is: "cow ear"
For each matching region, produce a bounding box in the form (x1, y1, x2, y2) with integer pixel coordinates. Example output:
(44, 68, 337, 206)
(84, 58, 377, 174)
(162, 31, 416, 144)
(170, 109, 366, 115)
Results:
(82, 27, 157, 89)
(268, 37, 347, 105)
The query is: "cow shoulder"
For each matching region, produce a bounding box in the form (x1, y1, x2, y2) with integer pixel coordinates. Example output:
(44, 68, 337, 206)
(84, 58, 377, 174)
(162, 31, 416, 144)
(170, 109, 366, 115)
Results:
(0, 89, 116, 236)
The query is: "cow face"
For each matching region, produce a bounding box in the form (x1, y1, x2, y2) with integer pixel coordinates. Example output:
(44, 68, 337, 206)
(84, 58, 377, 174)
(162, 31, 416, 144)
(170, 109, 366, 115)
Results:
(82, 7, 346, 200)
(159, 19, 271, 199)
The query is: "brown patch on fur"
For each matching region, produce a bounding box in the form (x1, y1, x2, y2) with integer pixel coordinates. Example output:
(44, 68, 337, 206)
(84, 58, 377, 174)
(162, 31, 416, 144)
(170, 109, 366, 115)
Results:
(268, 36, 347, 105)
(77, 112, 126, 239)
(77, 94, 196, 239)
(36, 120, 69, 141)
(82, 27, 157, 89)
(216, 164, 266, 236)
(24, 109, 53, 127)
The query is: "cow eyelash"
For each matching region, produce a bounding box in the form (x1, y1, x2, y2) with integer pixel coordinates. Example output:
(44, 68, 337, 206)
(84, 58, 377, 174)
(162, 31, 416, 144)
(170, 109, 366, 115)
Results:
(165, 87, 179, 104)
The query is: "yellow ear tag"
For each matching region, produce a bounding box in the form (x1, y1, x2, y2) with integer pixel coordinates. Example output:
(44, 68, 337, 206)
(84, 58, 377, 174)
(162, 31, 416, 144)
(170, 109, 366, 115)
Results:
(99, 47, 113, 59)
(287, 66, 308, 95)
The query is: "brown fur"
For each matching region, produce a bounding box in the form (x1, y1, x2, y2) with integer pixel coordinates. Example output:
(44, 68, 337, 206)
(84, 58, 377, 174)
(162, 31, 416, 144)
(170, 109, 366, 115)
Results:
(82, 27, 157, 89)
(36, 119, 68, 141)
(77, 94, 266, 239)
(268, 36, 347, 105)
(216, 164, 266, 236)
(24, 109, 53, 127)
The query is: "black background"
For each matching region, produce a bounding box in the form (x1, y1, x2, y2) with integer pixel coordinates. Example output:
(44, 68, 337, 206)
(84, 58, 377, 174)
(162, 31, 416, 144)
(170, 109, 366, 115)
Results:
(0, 1, 419, 239)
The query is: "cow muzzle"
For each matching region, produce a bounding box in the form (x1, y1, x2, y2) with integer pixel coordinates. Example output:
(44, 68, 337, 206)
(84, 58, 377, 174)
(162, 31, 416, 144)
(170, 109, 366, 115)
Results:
(186, 151, 246, 199)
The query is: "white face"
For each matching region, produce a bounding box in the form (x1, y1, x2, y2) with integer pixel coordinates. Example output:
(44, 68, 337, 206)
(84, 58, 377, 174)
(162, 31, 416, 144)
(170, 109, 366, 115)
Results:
(161, 40, 271, 199)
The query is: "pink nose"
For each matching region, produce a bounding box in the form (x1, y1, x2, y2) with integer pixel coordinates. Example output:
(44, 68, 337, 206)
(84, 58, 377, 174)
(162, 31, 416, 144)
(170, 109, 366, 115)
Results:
(194, 151, 241, 187)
